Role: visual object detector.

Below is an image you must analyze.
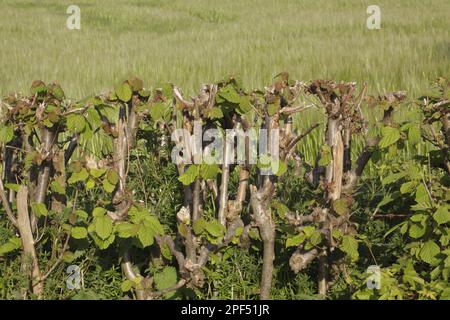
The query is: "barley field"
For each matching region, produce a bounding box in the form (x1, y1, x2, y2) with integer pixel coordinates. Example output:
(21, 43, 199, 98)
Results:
(0, 0, 449, 99)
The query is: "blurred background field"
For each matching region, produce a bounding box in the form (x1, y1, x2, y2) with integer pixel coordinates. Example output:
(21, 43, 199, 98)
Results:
(0, 0, 448, 99)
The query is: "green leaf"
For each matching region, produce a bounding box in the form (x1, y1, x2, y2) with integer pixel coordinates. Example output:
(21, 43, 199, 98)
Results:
(95, 216, 113, 240)
(332, 199, 349, 216)
(116, 222, 138, 238)
(106, 169, 119, 185)
(121, 280, 133, 292)
(318, 145, 332, 166)
(286, 234, 306, 248)
(137, 223, 154, 247)
(102, 179, 116, 193)
(30, 80, 47, 95)
(0, 125, 14, 144)
(199, 163, 221, 180)
(31, 203, 48, 217)
(161, 243, 172, 260)
(434, 206, 450, 226)
(419, 241, 440, 265)
(207, 107, 223, 120)
(379, 126, 401, 148)
(193, 218, 207, 235)
(275, 160, 287, 176)
(408, 126, 421, 145)
(89, 168, 107, 178)
(273, 201, 289, 219)
(205, 219, 225, 238)
(409, 223, 426, 239)
(267, 103, 279, 116)
(400, 181, 416, 194)
(128, 77, 144, 92)
(154, 266, 178, 298)
(219, 85, 240, 104)
(309, 231, 323, 246)
(71, 227, 88, 239)
(66, 113, 86, 134)
(50, 180, 66, 195)
(115, 82, 132, 102)
(92, 207, 106, 218)
(149, 102, 166, 121)
(68, 168, 89, 184)
(48, 83, 65, 100)
(341, 235, 359, 261)
(144, 215, 164, 235)
(4, 183, 20, 192)
(381, 172, 406, 186)
(238, 96, 252, 114)
(0, 237, 22, 256)
(178, 165, 199, 186)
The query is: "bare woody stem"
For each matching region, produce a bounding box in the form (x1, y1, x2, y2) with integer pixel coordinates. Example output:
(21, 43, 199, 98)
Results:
(17, 186, 44, 299)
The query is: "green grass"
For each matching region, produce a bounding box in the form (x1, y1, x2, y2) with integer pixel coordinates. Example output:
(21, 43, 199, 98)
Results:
(0, 0, 448, 99)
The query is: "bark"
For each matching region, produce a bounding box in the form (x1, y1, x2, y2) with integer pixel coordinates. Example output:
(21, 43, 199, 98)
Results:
(17, 186, 44, 298)
(35, 127, 56, 204)
(250, 183, 275, 300)
(218, 132, 232, 226)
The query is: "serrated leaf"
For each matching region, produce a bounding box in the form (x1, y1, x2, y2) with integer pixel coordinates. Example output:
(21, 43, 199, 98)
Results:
(332, 198, 349, 216)
(379, 126, 401, 148)
(0, 125, 14, 144)
(66, 113, 86, 134)
(434, 206, 450, 226)
(154, 266, 178, 298)
(121, 280, 133, 292)
(341, 235, 359, 261)
(115, 82, 132, 102)
(207, 107, 223, 120)
(408, 126, 421, 145)
(106, 169, 119, 185)
(92, 207, 106, 218)
(144, 215, 164, 235)
(267, 103, 279, 116)
(71, 227, 88, 239)
(137, 223, 154, 247)
(50, 180, 66, 195)
(150, 102, 166, 121)
(116, 222, 138, 238)
(89, 168, 106, 178)
(68, 168, 89, 184)
(103, 179, 116, 193)
(286, 234, 306, 248)
(193, 218, 207, 235)
(30, 80, 47, 95)
(382, 172, 406, 186)
(0, 237, 22, 256)
(178, 165, 199, 186)
(409, 223, 426, 239)
(420, 241, 440, 265)
(31, 202, 48, 217)
(199, 163, 221, 180)
(205, 219, 225, 238)
(95, 216, 113, 240)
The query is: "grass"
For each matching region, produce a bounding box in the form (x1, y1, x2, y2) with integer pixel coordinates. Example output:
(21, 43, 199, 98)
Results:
(0, 0, 448, 100)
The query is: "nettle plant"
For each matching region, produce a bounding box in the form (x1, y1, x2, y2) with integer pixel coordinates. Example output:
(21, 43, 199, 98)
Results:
(0, 75, 448, 300)
(353, 78, 450, 299)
